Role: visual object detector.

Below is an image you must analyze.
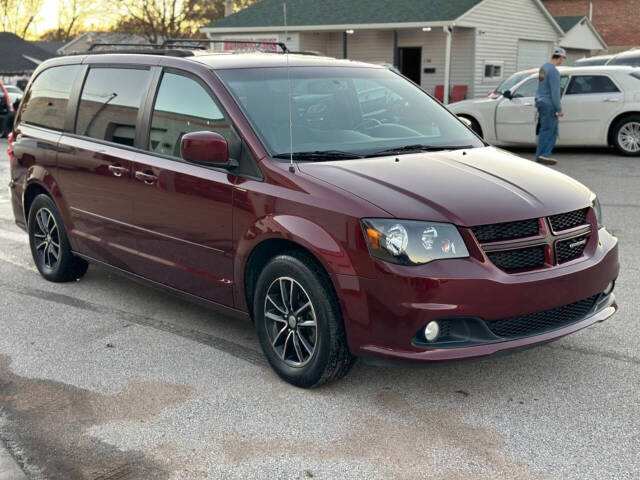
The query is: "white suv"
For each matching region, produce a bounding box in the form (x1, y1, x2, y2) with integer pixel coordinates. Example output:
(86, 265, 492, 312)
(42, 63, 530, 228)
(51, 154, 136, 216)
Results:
(449, 66, 640, 156)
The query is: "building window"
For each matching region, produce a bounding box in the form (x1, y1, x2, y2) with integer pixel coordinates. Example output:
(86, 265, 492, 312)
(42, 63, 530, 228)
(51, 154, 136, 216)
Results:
(484, 62, 503, 80)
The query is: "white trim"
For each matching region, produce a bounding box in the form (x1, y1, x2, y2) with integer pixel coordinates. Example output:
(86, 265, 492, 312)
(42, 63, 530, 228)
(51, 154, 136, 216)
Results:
(559, 16, 607, 51)
(21, 55, 44, 65)
(201, 21, 475, 34)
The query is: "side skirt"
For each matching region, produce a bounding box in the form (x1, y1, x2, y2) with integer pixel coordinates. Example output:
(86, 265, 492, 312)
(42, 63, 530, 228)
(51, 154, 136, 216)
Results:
(73, 252, 251, 322)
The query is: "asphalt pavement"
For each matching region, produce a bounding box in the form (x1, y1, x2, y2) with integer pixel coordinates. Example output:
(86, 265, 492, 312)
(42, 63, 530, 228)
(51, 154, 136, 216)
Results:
(0, 139, 638, 479)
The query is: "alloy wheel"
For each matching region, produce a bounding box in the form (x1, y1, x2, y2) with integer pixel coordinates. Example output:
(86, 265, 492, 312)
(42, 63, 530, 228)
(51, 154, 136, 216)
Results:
(618, 121, 640, 153)
(33, 207, 61, 269)
(264, 276, 318, 367)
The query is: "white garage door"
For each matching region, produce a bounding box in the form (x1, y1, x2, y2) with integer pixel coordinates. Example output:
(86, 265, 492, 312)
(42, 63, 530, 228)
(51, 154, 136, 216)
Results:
(517, 40, 553, 70)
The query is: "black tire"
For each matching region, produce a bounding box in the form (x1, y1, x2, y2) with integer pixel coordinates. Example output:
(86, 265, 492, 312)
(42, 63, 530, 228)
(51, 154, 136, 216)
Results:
(612, 115, 640, 156)
(254, 251, 355, 388)
(28, 194, 88, 282)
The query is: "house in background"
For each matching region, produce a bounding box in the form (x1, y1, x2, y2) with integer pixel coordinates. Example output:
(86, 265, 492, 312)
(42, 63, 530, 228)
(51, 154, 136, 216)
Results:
(555, 15, 607, 64)
(201, 0, 573, 102)
(0, 33, 54, 86)
(543, 0, 639, 53)
(57, 32, 151, 55)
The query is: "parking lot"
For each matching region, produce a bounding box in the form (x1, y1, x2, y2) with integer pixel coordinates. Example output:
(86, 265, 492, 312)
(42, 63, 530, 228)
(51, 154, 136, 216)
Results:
(0, 138, 638, 479)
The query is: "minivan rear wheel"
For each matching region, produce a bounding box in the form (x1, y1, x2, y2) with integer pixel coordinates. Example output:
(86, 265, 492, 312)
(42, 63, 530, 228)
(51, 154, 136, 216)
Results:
(254, 252, 355, 388)
(28, 194, 88, 282)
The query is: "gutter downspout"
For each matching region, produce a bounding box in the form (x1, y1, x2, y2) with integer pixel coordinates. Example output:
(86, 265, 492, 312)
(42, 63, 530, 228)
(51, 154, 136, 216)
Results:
(443, 25, 453, 104)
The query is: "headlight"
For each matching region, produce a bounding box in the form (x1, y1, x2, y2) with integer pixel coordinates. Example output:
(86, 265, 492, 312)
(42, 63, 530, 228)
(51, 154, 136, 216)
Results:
(362, 219, 469, 265)
(590, 193, 603, 228)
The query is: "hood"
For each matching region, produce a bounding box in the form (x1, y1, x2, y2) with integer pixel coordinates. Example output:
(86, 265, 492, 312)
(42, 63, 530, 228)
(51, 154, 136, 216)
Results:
(448, 96, 499, 111)
(298, 147, 592, 226)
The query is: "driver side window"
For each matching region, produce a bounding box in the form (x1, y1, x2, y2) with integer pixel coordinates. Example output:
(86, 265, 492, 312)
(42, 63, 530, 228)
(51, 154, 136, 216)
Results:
(149, 72, 240, 159)
(513, 78, 538, 98)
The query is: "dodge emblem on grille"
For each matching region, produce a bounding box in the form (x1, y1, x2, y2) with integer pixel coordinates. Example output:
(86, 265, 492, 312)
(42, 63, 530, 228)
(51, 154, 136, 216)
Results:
(569, 239, 588, 249)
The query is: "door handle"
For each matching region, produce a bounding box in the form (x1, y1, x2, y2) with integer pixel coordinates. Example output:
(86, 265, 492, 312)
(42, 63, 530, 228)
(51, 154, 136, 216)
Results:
(135, 171, 158, 185)
(603, 98, 620, 103)
(108, 164, 129, 177)
(522, 102, 533, 106)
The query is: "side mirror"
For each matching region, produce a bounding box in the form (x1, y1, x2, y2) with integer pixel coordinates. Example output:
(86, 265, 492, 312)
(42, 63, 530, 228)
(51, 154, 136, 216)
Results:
(502, 90, 513, 100)
(180, 131, 237, 168)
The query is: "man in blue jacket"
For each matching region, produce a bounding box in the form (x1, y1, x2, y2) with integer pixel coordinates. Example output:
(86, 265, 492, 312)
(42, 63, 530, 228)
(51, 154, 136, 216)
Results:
(535, 47, 567, 165)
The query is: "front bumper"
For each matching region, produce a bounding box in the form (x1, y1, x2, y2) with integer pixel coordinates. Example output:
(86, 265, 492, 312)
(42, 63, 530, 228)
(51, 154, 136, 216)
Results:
(336, 228, 619, 362)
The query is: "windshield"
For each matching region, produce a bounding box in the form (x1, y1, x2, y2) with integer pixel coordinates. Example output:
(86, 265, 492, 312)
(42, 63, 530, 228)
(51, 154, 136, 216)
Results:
(494, 71, 531, 94)
(216, 66, 483, 159)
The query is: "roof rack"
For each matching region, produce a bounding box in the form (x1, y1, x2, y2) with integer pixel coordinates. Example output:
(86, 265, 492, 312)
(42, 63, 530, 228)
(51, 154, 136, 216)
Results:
(85, 43, 196, 57)
(88, 43, 161, 51)
(161, 38, 289, 53)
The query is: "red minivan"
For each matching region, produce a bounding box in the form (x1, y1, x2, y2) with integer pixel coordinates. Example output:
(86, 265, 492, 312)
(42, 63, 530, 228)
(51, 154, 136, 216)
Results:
(8, 49, 619, 387)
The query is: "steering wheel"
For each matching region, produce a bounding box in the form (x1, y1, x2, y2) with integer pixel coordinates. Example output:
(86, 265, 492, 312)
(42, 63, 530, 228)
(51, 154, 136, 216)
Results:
(354, 118, 382, 131)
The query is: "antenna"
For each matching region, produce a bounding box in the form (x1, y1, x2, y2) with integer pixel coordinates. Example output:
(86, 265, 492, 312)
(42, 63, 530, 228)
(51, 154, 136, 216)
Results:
(284, 1, 295, 173)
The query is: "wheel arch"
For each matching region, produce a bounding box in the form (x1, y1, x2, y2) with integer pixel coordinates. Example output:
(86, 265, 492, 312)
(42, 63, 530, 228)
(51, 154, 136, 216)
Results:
(457, 113, 484, 138)
(236, 215, 359, 317)
(607, 111, 640, 146)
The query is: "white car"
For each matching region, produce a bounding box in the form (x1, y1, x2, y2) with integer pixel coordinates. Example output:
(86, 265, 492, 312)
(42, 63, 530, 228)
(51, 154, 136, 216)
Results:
(448, 66, 640, 156)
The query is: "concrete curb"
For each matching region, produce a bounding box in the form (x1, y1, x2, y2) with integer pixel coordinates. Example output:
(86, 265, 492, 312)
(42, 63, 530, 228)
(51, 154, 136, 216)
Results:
(0, 439, 27, 480)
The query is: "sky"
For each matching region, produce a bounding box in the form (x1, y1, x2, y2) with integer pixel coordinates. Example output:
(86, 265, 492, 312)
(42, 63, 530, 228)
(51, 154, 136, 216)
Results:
(33, 0, 59, 35)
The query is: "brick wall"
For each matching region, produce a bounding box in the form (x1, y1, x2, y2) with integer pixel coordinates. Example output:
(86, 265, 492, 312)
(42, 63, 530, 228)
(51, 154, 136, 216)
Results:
(543, 0, 640, 48)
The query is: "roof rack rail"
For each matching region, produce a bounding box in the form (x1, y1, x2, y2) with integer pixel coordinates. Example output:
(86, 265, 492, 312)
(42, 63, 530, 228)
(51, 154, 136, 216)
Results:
(88, 42, 161, 51)
(161, 38, 289, 53)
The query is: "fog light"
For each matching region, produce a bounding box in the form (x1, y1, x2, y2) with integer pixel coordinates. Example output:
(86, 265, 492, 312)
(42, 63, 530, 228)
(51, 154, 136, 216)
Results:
(424, 321, 440, 342)
(603, 281, 614, 296)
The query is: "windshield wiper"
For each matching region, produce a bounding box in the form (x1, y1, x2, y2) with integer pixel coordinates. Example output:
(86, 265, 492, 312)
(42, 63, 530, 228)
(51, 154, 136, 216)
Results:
(365, 144, 474, 158)
(273, 150, 364, 161)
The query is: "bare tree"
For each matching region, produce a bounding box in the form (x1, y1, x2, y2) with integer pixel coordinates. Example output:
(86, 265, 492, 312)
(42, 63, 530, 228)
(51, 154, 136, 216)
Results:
(55, 0, 98, 42)
(112, 0, 258, 42)
(0, 0, 44, 38)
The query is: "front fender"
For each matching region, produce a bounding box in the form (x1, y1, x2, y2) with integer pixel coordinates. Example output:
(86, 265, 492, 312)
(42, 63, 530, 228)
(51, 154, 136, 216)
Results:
(234, 214, 361, 311)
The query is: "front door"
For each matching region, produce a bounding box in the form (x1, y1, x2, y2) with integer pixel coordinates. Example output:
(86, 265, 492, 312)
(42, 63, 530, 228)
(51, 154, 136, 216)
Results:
(495, 77, 539, 144)
(558, 74, 623, 146)
(399, 47, 422, 84)
(130, 71, 236, 306)
(57, 66, 153, 270)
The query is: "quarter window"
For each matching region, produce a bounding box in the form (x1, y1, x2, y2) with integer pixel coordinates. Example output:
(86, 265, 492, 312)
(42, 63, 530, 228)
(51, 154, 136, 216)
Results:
(566, 75, 619, 95)
(149, 72, 239, 158)
(75, 67, 151, 146)
(20, 65, 81, 131)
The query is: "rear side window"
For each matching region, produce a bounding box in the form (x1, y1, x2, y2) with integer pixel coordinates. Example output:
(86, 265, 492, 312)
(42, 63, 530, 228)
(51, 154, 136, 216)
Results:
(149, 72, 239, 158)
(566, 75, 619, 95)
(20, 65, 81, 130)
(75, 67, 151, 147)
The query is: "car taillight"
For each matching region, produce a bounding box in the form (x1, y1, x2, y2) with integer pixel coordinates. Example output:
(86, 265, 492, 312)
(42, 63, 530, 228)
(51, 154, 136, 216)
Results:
(7, 131, 14, 168)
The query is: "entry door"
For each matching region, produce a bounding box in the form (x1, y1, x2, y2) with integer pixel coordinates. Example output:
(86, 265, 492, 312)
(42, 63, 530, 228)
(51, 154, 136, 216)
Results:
(130, 71, 235, 306)
(57, 66, 153, 270)
(399, 47, 422, 84)
(558, 74, 623, 145)
(495, 77, 539, 144)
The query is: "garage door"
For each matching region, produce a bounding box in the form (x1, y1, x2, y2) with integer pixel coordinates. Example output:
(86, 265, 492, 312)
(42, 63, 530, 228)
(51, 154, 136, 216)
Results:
(517, 40, 553, 70)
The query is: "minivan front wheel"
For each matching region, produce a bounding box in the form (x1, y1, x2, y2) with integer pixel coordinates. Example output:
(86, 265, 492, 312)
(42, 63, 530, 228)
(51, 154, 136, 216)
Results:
(254, 252, 354, 388)
(28, 194, 88, 282)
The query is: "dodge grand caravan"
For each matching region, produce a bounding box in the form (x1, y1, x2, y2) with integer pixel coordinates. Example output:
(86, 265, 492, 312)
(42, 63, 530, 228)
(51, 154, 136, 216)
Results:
(8, 48, 619, 387)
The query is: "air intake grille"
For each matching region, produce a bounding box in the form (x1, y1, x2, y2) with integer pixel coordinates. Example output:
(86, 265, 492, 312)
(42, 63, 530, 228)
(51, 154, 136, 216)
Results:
(486, 246, 546, 272)
(485, 295, 599, 338)
(549, 208, 588, 232)
(557, 235, 589, 263)
(471, 218, 539, 243)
